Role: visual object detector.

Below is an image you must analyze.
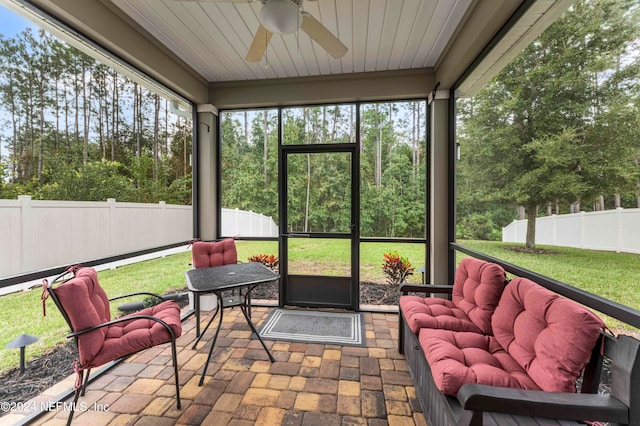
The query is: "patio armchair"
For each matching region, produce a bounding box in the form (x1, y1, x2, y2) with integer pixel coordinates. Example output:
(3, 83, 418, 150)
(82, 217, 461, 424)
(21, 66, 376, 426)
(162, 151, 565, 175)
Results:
(42, 265, 182, 425)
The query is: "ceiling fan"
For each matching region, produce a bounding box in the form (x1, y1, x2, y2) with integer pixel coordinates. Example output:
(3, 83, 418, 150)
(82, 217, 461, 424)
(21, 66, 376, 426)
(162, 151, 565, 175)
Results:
(175, 0, 348, 62)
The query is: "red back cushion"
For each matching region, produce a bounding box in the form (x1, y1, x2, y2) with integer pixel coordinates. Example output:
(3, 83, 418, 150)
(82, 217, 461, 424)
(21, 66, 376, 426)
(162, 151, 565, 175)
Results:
(192, 239, 238, 268)
(492, 277, 604, 392)
(53, 267, 110, 367)
(451, 257, 507, 335)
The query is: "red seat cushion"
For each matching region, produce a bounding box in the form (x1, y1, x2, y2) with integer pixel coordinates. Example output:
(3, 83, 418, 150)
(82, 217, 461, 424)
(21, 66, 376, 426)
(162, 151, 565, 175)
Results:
(400, 296, 483, 334)
(400, 258, 506, 335)
(93, 300, 182, 368)
(192, 239, 238, 268)
(421, 329, 540, 396)
(492, 277, 604, 393)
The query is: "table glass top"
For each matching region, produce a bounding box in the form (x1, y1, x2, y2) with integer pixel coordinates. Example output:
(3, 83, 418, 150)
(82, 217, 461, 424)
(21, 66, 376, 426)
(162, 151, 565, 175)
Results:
(185, 262, 279, 292)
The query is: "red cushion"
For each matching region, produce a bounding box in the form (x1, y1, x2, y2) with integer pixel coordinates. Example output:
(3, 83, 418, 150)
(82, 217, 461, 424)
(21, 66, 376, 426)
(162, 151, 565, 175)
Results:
(451, 257, 506, 335)
(421, 329, 540, 396)
(53, 267, 110, 368)
(400, 296, 482, 334)
(192, 239, 238, 268)
(399, 258, 506, 335)
(53, 267, 183, 370)
(492, 278, 604, 393)
(93, 300, 182, 368)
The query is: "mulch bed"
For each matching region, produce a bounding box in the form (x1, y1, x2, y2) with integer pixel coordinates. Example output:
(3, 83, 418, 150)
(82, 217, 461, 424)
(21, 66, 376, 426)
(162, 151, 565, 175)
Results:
(505, 245, 556, 255)
(359, 281, 401, 305)
(0, 342, 77, 409)
(0, 282, 400, 411)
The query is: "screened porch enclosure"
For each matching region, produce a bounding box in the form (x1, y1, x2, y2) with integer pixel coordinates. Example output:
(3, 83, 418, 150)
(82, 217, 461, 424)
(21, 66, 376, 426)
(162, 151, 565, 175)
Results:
(4, 1, 640, 425)
(219, 102, 426, 309)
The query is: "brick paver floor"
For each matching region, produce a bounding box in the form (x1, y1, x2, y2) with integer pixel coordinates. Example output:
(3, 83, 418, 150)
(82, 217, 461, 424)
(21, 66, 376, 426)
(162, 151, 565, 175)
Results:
(25, 306, 426, 425)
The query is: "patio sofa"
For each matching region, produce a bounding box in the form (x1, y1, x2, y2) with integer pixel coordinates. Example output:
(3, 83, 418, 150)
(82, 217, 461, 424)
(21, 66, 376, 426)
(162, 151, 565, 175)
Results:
(399, 258, 639, 425)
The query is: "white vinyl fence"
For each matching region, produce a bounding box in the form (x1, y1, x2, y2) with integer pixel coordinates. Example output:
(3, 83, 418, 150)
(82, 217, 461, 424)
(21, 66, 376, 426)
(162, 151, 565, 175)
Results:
(221, 208, 279, 238)
(0, 196, 193, 281)
(0, 197, 279, 291)
(502, 208, 640, 254)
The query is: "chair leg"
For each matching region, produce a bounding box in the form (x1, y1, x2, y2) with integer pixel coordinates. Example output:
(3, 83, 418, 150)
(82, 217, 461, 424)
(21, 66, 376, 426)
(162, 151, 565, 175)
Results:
(170, 339, 181, 409)
(66, 370, 84, 426)
(80, 368, 91, 396)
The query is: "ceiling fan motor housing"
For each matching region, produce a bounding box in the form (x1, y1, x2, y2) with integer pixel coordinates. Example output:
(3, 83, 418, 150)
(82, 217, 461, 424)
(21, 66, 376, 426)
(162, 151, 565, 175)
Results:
(259, 0, 301, 34)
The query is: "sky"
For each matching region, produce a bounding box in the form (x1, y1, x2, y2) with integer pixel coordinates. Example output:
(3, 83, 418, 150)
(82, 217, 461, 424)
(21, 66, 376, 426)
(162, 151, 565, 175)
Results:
(0, 3, 35, 159)
(0, 3, 33, 38)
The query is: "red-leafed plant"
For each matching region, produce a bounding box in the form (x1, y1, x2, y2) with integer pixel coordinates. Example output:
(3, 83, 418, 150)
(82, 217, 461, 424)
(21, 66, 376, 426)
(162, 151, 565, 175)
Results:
(382, 250, 414, 285)
(248, 253, 279, 271)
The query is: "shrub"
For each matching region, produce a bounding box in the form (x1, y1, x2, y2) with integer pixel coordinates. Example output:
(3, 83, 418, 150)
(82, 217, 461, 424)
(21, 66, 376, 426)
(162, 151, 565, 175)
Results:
(248, 253, 279, 271)
(382, 250, 414, 284)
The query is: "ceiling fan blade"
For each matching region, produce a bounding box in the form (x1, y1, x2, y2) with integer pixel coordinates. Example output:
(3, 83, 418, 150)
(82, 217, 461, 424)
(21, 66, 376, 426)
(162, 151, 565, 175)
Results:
(246, 25, 273, 62)
(300, 12, 348, 59)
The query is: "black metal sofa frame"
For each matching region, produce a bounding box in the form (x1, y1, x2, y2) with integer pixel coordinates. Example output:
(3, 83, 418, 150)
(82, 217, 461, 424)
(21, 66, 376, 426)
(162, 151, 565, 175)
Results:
(398, 244, 640, 426)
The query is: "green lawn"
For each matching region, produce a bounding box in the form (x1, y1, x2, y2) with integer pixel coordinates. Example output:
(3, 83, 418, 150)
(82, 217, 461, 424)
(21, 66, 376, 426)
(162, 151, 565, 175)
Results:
(234, 240, 426, 282)
(0, 250, 193, 376)
(458, 240, 640, 332)
(1, 240, 638, 374)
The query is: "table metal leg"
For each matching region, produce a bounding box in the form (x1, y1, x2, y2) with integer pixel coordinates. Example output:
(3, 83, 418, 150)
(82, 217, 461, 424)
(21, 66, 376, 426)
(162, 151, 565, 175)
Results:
(196, 279, 278, 385)
(239, 301, 275, 363)
(199, 293, 224, 386)
(192, 302, 220, 350)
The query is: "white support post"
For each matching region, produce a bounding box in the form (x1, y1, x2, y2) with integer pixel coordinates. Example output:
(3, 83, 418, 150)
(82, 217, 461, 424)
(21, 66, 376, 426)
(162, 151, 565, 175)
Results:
(197, 104, 218, 240)
(160, 201, 167, 245)
(107, 198, 117, 259)
(580, 211, 586, 249)
(616, 207, 623, 253)
(18, 195, 32, 274)
(107, 198, 118, 268)
(429, 91, 450, 285)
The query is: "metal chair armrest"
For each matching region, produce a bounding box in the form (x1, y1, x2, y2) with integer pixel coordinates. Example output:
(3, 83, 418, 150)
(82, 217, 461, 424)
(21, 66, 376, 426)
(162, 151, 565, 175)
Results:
(67, 314, 178, 341)
(109, 292, 165, 302)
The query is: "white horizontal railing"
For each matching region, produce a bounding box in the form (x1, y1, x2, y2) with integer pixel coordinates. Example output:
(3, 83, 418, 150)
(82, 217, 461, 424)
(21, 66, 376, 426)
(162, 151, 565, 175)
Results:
(502, 208, 640, 254)
(0, 197, 278, 293)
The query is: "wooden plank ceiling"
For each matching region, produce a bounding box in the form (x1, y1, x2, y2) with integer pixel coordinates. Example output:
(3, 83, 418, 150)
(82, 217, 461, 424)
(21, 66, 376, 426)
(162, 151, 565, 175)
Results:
(109, 0, 473, 83)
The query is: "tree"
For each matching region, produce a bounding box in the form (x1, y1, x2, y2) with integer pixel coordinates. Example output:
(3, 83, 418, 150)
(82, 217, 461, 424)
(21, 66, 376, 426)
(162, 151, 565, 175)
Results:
(457, 0, 639, 248)
(38, 160, 133, 201)
(219, 102, 426, 238)
(0, 26, 191, 204)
